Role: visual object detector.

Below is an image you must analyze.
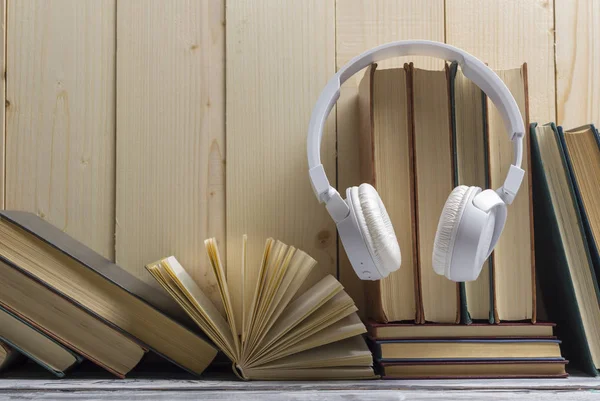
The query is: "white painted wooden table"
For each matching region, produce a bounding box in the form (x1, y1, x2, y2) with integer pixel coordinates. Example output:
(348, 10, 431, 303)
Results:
(1, 364, 599, 400)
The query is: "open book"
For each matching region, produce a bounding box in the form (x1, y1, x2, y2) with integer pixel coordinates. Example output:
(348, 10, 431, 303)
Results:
(146, 236, 375, 380)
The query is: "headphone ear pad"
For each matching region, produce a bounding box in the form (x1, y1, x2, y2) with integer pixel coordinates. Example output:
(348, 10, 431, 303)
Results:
(350, 184, 401, 275)
(432, 185, 473, 276)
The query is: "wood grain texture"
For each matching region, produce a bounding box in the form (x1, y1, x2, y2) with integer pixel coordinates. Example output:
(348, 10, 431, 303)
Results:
(226, 1, 336, 326)
(446, 0, 555, 124)
(0, 0, 4, 209)
(2, 372, 599, 390)
(6, 0, 115, 259)
(0, 389, 594, 401)
(116, 0, 226, 305)
(335, 0, 444, 316)
(556, 0, 600, 127)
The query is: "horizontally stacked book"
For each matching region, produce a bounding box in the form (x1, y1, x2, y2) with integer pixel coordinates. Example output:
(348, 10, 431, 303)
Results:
(0, 211, 375, 380)
(359, 62, 566, 378)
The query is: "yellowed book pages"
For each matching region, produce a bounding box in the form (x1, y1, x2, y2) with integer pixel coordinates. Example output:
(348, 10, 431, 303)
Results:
(452, 66, 491, 321)
(358, 64, 418, 323)
(412, 65, 460, 323)
(147, 237, 376, 380)
(488, 66, 535, 322)
(562, 126, 600, 253)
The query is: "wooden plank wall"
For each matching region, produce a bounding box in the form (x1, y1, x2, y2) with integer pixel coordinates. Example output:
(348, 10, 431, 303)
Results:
(115, 0, 226, 306)
(3, 0, 595, 312)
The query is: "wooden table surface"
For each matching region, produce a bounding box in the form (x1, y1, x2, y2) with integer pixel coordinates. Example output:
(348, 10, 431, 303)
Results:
(2, 363, 600, 400)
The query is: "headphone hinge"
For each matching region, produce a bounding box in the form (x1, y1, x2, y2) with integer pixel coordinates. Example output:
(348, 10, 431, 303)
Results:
(497, 164, 525, 205)
(309, 164, 330, 203)
(325, 189, 350, 223)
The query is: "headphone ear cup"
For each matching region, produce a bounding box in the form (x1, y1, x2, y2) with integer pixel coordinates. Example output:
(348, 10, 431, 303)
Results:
(432, 185, 474, 276)
(350, 184, 401, 275)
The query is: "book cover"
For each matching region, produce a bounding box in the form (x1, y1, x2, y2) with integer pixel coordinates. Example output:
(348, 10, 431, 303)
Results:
(378, 359, 568, 379)
(448, 61, 492, 324)
(0, 211, 217, 376)
(369, 337, 562, 362)
(531, 122, 600, 376)
(0, 305, 82, 378)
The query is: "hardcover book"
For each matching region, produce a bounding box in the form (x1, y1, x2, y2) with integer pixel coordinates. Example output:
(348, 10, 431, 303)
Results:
(0, 305, 82, 377)
(369, 338, 563, 362)
(531, 122, 600, 376)
(358, 63, 419, 323)
(378, 360, 567, 379)
(0, 257, 145, 377)
(448, 62, 492, 323)
(0, 211, 217, 376)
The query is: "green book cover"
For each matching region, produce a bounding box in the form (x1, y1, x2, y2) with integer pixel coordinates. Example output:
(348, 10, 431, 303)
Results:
(0, 304, 82, 377)
(531, 122, 599, 376)
(448, 62, 493, 324)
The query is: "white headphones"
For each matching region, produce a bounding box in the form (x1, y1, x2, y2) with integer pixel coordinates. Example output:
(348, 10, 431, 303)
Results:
(307, 40, 525, 282)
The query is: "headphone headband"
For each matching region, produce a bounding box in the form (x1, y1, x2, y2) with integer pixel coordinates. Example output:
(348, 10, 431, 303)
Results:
(307, 40, 525, 218)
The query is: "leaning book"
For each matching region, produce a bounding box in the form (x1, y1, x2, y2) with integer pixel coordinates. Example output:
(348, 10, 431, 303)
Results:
(147, 236, 376, 380)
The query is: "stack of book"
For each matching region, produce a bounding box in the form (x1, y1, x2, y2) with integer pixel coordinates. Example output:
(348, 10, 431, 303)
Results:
(367, 322, 566, 379)
(0, 211, 375, 380)
(358, 62, 566, 378)
(0, 211, 217, 377)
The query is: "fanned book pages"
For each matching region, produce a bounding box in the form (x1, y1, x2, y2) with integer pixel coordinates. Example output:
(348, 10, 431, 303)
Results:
(146, 237, 376, 380)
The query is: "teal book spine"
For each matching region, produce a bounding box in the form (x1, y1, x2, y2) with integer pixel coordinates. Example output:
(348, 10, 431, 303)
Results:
(530, 122, 599, 376)
(0, 305, 83, 377)
(448, 61, 493, 324)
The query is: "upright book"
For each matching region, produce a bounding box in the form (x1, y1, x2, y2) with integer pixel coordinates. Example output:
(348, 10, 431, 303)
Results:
(147, 236, 376, 380)
(411, 64, 459, 323)
(358, 64, 419, 323)
(0, 211, 217, 376)
(486, 66, 535, 323)
(531, 122, 600, 376)
(448, 62, 492, 323)
(0, 305, 82, 377)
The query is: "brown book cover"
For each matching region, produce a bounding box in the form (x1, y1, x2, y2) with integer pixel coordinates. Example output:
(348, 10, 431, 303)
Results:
(0, 211, 217, 376)
(487, 64, 536, 323)
(358, 63, 420, 324)
(379, 360, 568, 379)
(367, 320, 555, 340)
